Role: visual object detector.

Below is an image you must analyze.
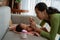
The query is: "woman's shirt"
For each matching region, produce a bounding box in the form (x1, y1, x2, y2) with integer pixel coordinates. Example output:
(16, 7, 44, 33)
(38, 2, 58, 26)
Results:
(40, 13, 60, 40)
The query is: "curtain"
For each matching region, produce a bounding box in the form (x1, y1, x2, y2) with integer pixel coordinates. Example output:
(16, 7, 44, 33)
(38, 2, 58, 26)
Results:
(20, 0, 51, 16)
(20, 0, 36, 16)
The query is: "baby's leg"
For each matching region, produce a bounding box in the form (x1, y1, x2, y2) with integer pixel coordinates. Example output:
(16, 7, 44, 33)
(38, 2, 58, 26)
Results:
(34, 32, 40, 36)
(9, 25, 16, 31)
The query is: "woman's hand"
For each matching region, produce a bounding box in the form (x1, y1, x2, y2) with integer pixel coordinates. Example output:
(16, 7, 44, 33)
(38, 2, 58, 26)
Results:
(29, 17, 36, 29)
(40, 27, 48, 32)
(29, 17, 42, 34)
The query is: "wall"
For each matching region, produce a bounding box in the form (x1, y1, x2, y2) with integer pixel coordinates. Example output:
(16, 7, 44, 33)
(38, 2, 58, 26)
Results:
(0, 6, 11, 40)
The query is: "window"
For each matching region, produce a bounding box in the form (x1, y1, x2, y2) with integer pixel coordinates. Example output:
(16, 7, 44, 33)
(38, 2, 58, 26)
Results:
(20, 0, 51, 16)
(51, 0, 60, 11)
(21, 0, 36, 16)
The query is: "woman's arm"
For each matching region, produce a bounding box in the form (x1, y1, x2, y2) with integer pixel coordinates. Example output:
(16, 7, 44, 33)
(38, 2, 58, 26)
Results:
(32, 26, 50, 39)
(38, 14, 59, 40)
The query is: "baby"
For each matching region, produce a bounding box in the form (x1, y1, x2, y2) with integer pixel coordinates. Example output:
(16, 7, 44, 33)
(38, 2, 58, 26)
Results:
(9, 23, 40, 36)
(9, 17, 48, 36)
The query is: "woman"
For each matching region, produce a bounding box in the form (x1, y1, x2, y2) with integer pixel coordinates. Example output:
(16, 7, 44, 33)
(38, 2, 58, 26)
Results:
(30, 2, 60, 40)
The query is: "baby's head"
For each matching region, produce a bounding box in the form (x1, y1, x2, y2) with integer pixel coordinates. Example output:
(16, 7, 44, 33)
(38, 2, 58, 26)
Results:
(16, 24, 23, 32)
(16, 23, 33, 32)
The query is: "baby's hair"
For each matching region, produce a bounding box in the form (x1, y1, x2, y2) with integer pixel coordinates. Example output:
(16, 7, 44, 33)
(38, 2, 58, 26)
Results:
(16, 24, 23, 32)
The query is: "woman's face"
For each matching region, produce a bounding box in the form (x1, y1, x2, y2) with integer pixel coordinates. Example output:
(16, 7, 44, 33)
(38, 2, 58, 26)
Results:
(35, 8, 46, 20)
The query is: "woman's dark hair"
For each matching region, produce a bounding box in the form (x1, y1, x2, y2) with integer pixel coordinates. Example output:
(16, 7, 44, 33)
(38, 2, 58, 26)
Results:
(35, 2, 47, 11)
(35, 2, 60, 14)
(16, 24, 23, 32)
(47, 7, 60, 14)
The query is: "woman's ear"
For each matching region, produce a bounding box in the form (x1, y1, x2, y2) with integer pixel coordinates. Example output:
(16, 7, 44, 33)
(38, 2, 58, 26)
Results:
(43, 10, 46, 13)
(42, 10, 47, 15)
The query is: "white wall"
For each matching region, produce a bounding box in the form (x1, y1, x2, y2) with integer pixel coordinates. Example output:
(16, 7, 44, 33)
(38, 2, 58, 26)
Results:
(51, 0, 60, 11)
(0, 6, 11, 39)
